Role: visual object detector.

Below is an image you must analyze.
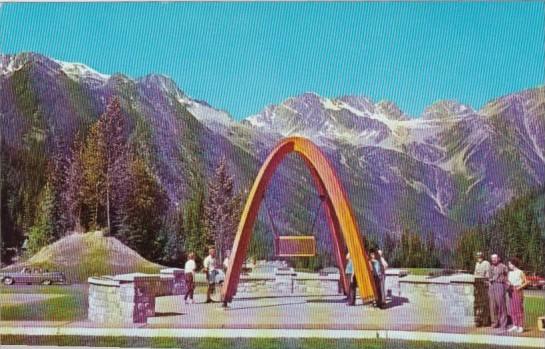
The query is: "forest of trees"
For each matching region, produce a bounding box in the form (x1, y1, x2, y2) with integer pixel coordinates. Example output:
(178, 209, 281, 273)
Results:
(1, 97, 242, 268)
(452, 188, 545, 274)
(2, 97, 544, 273)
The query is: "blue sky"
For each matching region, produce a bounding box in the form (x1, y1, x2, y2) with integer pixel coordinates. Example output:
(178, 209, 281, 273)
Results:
(1, 2, 544, 119)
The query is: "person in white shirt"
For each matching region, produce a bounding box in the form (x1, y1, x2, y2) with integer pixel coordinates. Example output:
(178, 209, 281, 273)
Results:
(474, 252, 491, 278)
(506, 257, 529, 333)
(183, 252, 196, 304)
(378, 249, 389, 302)
(223, 250, 231, 272)
(203, 248, 217, 303)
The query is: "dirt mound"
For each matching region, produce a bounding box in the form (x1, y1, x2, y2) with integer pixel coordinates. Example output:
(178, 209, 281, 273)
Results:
(4, 231, 163, 282)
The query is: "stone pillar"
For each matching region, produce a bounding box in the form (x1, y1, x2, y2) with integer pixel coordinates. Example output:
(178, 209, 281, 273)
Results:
(473, 277, 491, 327)
(124, 277, 158, 323)
(88, 274, 166, 324)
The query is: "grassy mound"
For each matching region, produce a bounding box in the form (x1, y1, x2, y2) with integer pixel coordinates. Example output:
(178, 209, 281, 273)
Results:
(3, 231, 163, 282)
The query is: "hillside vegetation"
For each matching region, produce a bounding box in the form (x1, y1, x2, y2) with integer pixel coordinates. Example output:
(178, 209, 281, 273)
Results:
(3, 231, 162, 282)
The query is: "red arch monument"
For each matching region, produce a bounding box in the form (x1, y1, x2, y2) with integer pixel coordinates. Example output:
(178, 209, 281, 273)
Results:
(221, 137, 377, 304)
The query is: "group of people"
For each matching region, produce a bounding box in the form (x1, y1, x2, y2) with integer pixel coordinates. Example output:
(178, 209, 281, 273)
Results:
(474, 252, 529, 333)
(183, 248, 231, 304)
(346, 248, 388, 308)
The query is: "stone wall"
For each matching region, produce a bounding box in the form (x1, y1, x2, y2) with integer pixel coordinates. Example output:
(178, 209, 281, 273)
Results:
(384, 268, 408, 298)
(88, 270, 186, 324)
(235, 269, 408, 298)
(235, 274, 341, 297)
(398, 274, 490, 327)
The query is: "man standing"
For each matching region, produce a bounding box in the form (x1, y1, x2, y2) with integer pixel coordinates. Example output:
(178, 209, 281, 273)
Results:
(345, 253, 357, 306)
(223, 250, 231, 272)
(369, 250, 384, 309)
(488, 254, 508, 329)
(474, 252, 490, 278)
(203, 248, 218, 303)
(378, 249, 389, 302)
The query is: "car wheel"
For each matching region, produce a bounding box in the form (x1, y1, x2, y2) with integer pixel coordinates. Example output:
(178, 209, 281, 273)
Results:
(41, 280, 52, 285)
(3, 277, 14, 285)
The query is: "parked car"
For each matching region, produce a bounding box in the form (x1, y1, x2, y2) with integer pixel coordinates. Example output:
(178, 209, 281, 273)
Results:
(0, 268, 67, 285)
(526, 274, 545, 290)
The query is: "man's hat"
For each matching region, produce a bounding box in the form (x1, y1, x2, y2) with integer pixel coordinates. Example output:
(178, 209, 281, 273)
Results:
(475, 252, 483, 257)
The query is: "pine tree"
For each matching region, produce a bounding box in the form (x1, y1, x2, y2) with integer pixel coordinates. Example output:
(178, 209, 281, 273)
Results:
(453, 228, 487, 271)
(65, 135, 85, 233)
(117, 156, 167, 259)
(80, 97, 129, 234)
(81, 122, 106, 230)
(49, 137, 71, 238)
(26, 181, 55, 255)
(204, 157, 239, 262)
(101, 97, 130, 235)
(183, 188, 207, 259)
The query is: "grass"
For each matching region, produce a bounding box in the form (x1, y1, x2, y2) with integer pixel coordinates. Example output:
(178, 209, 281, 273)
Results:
(0, 336, 540, 349)
(524, 294, 545, 330)
(406, 268, 443, 276)
(11, 231, 163, 283)
(0, 285, 87, 321)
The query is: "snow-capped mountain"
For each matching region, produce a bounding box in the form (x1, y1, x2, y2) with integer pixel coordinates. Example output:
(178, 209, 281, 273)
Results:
(2, 52, 545, 246)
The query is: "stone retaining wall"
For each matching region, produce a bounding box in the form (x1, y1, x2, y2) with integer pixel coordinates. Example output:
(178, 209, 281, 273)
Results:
(88, 270, 186, 324)
(235, 275, 340, 296)
(398, 274, 490, 327)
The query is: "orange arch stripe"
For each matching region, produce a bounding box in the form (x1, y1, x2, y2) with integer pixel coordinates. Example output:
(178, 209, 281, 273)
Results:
(221, 136, 377, 304)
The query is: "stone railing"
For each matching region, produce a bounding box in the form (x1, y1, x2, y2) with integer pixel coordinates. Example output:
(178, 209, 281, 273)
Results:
(235, 273, 341, 297)
(398, 273, 490, 327)
(88, 270, 186, 324)
(234, 268, 408, 298)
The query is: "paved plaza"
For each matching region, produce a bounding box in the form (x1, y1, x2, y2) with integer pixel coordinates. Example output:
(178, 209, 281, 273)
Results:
(1, 288, 543, 347)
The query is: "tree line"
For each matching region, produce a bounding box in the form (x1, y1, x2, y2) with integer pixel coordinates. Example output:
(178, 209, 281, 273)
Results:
(452, 187, 545, 274)
(2, 97, 543, 273)
(19, 97, 242, 267)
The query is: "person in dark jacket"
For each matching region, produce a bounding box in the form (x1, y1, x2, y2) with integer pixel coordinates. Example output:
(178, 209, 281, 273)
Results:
(369, 250, 384, 309)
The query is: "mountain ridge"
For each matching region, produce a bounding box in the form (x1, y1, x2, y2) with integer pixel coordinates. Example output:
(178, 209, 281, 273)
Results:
(2, 52, 545, 250)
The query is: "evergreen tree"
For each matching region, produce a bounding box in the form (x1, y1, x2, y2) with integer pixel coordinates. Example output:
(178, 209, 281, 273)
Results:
(100, 97, 130, 235)
(387, 230, 440, 268)
(81, 122, 106, 230)
(65, 135, 85, 233)
(80, 97, 129, 234)
(26, 181, 55, 255)
(453, 228, 488, 271)
(117, 156, 167, 259)
(204, 157, 239, 262)
(153, 208, 184, 267)
(48, 137, 71, 238)
(453, 188, 545, 274)
(183, 188, 207, 260)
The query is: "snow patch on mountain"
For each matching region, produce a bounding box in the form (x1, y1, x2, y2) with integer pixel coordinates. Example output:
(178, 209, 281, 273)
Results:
(55, 60, 110, 83)
(182, 98, 233, 126)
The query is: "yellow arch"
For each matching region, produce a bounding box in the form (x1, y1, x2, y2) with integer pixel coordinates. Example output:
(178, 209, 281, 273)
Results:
(221, 136, 377, 303)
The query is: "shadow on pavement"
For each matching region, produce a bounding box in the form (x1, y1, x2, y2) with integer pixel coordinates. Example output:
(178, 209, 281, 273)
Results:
(154, 312, 185, 317)
(227, 300, 308, 311)
(382, 296, 409, 309)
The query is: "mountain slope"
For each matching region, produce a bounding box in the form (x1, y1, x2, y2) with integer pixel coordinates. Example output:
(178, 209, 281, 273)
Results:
(2, 52, 545, 252)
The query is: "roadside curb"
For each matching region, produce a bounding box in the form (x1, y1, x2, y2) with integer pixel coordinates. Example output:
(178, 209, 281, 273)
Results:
(1, 327, 543, 348)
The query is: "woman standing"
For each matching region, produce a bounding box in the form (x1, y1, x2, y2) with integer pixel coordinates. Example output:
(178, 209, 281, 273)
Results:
(184, 252, 197, 304)
(507, 257, 529, 333)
